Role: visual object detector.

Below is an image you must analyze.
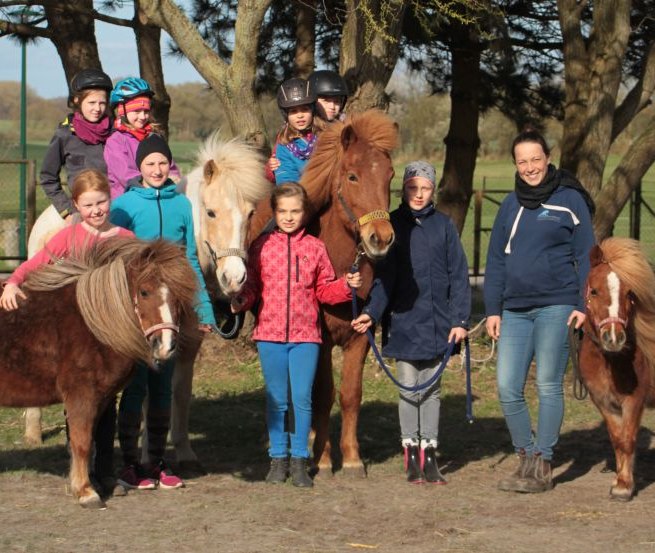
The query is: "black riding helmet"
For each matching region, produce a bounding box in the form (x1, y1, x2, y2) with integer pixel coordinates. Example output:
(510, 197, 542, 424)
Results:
(277, 77, 316, 120)
(308, 70, 348, 110)
(68, 68, 112, 107)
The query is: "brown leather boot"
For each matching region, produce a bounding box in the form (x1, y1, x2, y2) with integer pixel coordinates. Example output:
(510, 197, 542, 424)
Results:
(497, 450, 532, 492)
(521, 454, 553, 493)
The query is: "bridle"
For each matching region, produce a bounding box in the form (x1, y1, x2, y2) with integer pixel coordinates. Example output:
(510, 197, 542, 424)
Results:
(134, 298, 180, 339)
(204, 240, 247, 268)
(336, 182, 390, 240)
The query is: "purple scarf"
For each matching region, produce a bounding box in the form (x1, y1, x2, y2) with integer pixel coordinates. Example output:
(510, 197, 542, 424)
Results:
(72, 112, 111, 145)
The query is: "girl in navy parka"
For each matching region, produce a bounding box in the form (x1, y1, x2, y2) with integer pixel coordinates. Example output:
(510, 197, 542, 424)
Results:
(352, 161, 471, 484)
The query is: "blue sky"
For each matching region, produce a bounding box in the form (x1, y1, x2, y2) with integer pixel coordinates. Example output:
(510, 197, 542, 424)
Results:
(0, 6, 204, 98)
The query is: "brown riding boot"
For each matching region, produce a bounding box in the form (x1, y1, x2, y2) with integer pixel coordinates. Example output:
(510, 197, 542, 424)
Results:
(497, 450, 532, 492)
(521, 454, 553, 493)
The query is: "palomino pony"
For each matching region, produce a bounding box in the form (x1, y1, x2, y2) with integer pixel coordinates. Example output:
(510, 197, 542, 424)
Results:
(250, 110, 398, 475)
(579, 237, 655, 501)
(0, 238, 198, 508)
(169, 135, 271, 467)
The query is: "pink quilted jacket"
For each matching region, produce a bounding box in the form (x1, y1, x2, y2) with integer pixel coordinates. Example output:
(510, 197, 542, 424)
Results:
(240, 228, 351, 343)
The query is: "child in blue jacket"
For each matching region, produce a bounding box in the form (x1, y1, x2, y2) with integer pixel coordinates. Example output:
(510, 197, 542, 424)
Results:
(111, 133, 216, 492)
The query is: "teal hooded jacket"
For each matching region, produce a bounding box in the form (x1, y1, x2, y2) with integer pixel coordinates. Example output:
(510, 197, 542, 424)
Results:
(110, 179, 216, 325)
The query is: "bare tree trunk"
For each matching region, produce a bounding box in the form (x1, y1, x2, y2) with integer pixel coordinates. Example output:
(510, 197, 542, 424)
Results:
(294, 0, 316, 78)
(340, 0, 406, 112)
(43, 0, 101, 85)
(139, 0, 272, 149)
(557, 0, 655, 241)
(135, 0, 172, 138)
(436, 23, 482, 233)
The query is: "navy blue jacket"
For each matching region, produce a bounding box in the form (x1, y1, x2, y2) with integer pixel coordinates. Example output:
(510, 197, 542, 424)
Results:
(484, 185, 595, 315)
(363, 204, 471, 360)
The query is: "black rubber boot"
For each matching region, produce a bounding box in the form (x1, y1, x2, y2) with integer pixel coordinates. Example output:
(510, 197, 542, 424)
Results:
(265, 457, 289, 484)
(421, 446, 447, 484)
(290, 457, 313, 488)
(404, 445, 424, 483)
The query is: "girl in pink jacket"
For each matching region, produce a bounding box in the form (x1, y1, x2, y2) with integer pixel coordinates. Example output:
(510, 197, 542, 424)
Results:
(232, 182, 361, 488)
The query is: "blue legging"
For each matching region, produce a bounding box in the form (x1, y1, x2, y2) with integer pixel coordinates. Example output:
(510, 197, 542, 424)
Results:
(257, 341, 320, 459)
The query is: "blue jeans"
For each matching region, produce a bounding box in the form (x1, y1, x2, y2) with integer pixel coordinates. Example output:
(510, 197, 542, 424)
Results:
(257, 342, 320, 459)
(496, 305, 573, 460)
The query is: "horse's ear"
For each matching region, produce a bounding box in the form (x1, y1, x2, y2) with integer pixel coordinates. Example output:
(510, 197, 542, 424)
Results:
(204, 160, 219, 182)
(589, 244, 605, 267)
(341, 125, 358, 150)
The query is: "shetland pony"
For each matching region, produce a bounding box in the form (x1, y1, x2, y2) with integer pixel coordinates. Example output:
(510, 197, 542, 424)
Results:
(250, 110, 398, 475)
(0, 238, 197, 508)
(22, 136, 271, 469)
(579, 237, 655, 501)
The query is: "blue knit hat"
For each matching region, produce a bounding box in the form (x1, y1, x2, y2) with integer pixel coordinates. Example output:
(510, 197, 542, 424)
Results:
(403, 161, 436, 187)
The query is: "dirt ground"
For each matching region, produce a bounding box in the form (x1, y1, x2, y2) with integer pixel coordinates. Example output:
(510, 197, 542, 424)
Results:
(2, 338, 655, 553)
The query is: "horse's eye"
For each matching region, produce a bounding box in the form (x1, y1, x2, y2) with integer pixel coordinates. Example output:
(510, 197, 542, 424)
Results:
(139, 289, 149, 298)
(206, 210, 216, 218)
(590, 288, 598, 297)
(348, 173, 358, 183)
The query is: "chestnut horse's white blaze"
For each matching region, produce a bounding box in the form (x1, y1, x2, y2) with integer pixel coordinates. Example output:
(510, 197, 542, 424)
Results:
(606, 271, 622, 344)
(155, 285, 176, 357)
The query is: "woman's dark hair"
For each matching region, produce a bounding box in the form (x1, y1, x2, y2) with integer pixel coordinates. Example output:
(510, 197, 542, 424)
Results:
(511, 129, 551, 160)
(270, 182, 309, 212)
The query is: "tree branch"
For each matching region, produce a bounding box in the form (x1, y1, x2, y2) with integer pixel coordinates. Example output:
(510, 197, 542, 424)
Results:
(612, 39, 655, 140)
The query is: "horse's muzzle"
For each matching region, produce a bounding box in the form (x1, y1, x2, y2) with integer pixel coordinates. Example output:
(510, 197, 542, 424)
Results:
(599, 322, 627, 352)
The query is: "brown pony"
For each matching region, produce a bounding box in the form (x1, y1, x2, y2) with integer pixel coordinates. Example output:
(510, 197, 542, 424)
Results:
(0, 238, 197, 508)
(251, 110, 398, 475)
(579, 237, 655, 501)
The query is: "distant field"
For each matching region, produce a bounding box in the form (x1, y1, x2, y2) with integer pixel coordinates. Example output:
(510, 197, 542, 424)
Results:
(1, 141, 654, 271)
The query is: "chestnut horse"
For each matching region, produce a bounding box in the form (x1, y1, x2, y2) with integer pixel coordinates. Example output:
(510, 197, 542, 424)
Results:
(579, 237, 655, 501)
(0, 238, 197, 508)
(250, 110, 398, 475)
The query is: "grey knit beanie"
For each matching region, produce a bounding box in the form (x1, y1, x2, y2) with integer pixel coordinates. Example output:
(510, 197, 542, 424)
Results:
(403, 161, 436, 187)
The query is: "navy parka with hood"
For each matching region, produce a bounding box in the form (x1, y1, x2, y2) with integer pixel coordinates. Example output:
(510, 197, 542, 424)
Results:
(363, 203, 471, 361)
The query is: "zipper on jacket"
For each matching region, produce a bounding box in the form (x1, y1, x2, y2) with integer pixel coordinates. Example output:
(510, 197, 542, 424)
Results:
(296, 255, 300, 282)
(156, 188, 163, 238)
(286, 234, 291, 342)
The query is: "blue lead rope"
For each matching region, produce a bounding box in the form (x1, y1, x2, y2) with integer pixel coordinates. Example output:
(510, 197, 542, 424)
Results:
(350, 273, 474, 423)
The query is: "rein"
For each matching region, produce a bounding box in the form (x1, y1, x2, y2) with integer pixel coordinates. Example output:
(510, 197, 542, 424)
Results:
(567, 323, 588, 401)
(349, 260, 474, 423)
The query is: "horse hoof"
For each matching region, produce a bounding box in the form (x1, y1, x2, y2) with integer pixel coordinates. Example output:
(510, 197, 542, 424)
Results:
(339, 463, 367, 479)
(312, 465, 334, 479)
(610, 486, 633, 502)
(23, 434, 43, 447)
(79, 493, 107, 510)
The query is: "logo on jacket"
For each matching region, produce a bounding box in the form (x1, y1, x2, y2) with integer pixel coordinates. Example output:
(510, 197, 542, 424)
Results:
(537, 209, 560, 222)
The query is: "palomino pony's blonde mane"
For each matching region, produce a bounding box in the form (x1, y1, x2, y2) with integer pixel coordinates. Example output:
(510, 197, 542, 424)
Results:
(599, 237, 655, 377)
(301, 110, 399, 211)
(194, 133, 271, 204)
(24, 238, 197, 363)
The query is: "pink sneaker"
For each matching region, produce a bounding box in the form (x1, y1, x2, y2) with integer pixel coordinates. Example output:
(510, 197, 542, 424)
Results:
(150, 461, 185, 490)
(117, 464, 156, 490)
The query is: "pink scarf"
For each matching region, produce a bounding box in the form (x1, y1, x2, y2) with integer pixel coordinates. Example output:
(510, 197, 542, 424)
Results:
(72, 112, 111, 145)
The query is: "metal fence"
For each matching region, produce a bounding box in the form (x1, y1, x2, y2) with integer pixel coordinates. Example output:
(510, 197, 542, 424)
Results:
(467, 177, 655, 277)
(0, 160, 37, 271)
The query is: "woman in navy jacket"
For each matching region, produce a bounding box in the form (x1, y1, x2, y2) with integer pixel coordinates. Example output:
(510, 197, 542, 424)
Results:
(484, 129, 595, 494)
(352, 161, 470, 484)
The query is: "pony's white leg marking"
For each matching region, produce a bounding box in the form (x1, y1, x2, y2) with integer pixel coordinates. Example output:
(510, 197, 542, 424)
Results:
(607, 271, 621, 341)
